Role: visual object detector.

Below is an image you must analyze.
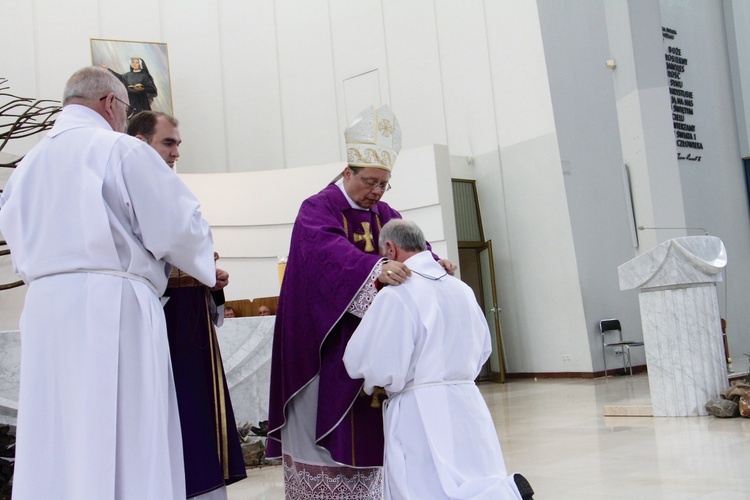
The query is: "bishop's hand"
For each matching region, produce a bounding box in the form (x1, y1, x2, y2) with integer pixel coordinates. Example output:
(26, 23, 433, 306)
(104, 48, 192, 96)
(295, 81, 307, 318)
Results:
(378, 260, 411, 286)
(438, 258, 457, 276)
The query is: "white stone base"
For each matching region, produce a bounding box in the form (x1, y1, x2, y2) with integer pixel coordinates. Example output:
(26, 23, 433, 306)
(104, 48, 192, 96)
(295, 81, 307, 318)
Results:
(639, 284, 727, 416)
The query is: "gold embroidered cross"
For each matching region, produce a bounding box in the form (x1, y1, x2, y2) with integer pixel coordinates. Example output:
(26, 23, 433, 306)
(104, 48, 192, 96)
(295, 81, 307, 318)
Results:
(353, 222, 375, 253)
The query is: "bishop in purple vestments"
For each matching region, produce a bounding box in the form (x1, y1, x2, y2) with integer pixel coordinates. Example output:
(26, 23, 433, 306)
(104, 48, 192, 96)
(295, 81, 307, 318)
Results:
(267, 179, 404, 465)
(267, 105, 455, 498)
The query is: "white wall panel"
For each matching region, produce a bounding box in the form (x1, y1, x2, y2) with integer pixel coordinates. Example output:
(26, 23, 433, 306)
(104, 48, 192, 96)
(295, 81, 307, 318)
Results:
(499, 134, 588, 373)
(218, 258, 284, 301)
(329, 0, 388, 84)
(482, 1, 587, 373)
(725, 0, 750, 157)
(212, 226, 295, 258)
(0, 1, 36, 98)
(434, 0, 498, 157)
(98, 0, 162, 41)
(219, 0, 285, 172)
(433, 143, 459, 268)
(0, 1, 42, 157)
(342, 71, 383, 126)
(0, 1, 37, 331)
(426, 241, 448, 262)
(35, 2, 99, 103)
(484, 0, 556, 149)
(180, 147, 449, 227)
(163, 0, 227, 173)
(381, 0, 447, 149)
(329, 0, 390, 153)
(385, 145, 441, 210)
(274, 0, 340, 168)
(400, 205, 446, 242)
(179, 161, 345, 226)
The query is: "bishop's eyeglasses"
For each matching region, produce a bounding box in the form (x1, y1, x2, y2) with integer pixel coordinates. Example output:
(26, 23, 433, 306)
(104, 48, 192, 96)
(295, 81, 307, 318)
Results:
(356, 174, 391, 192)
(100, 95, 136, 119)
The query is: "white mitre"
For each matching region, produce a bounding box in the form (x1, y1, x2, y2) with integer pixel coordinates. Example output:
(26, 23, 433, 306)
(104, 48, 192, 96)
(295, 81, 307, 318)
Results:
(345, 104, 402, 172)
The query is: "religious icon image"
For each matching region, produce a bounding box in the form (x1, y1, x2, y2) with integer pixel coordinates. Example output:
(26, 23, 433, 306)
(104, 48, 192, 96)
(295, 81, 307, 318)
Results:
(90, 38, 173, 116)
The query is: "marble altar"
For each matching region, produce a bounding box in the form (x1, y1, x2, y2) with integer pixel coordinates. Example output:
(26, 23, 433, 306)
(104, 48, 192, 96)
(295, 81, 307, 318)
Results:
(216, 316, 274, 428)
(0, 316, 274, 428)
(0, 330, 20, 425)
(618, 236, 727, 417)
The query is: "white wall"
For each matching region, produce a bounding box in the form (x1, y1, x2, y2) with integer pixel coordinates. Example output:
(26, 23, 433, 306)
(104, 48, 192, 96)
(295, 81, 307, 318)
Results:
(724, 0, 750, 158)
(537, 0, 645, 372)
(219, 0, 285, 172)
(485, 1, 591, 373)
(658, 0, 750, 363)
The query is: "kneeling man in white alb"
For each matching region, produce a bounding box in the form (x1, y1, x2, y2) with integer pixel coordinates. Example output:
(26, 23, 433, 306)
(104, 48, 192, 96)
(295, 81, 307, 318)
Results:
(344, 219, 534, 500)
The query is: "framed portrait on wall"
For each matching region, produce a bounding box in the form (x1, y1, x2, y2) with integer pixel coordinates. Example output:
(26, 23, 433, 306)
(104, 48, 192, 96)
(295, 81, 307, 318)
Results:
(90, 38, 173, 116)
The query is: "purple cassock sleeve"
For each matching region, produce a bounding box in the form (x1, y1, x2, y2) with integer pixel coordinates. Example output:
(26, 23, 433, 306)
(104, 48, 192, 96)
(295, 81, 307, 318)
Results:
(266, 184, 403, 466)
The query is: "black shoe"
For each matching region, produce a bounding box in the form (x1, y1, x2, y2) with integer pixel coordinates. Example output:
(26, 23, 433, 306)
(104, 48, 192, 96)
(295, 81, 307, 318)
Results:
(513, 473, 534, 500)
(250, 420, 268, 436)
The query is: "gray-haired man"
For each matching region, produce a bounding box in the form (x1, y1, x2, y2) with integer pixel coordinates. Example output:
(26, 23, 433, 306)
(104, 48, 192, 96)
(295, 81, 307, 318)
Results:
(344, 219, 534, 500)
(0, 66, 216, 499)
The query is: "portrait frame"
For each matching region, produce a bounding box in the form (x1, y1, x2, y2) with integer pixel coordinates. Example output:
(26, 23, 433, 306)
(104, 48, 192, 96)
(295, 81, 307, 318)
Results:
(90, 38, 174, 116)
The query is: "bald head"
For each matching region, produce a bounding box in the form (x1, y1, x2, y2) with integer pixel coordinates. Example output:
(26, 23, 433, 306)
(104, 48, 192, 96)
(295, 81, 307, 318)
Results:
(379, 219, 427, 263)
(379, 220, 426, 253)
(62, 66, 129, 132)
(63, 66, 124, 105)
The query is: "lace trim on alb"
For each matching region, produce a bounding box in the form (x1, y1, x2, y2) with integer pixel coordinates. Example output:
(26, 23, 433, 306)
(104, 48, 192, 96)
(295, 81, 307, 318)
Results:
(347, 261, 383, 318)
(283, 454, 383, 499)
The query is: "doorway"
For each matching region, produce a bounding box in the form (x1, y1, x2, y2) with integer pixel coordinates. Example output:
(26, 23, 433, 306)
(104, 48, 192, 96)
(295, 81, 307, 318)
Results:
(458, 241, 505, 382)
(452, 178, 506, 382)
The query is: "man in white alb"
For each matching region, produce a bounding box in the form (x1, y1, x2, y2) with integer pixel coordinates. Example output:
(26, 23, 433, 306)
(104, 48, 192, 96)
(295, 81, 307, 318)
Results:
(344, 219, 534, 500)
(0, 66, 216, 499)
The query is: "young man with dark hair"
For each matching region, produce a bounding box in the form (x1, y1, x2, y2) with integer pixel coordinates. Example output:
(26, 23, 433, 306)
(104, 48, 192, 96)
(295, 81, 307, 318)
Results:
(128, 110, 247, 499)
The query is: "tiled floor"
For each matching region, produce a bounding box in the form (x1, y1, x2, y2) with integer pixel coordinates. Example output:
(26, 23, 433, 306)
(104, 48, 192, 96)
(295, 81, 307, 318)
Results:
(227, 374, 750, 499)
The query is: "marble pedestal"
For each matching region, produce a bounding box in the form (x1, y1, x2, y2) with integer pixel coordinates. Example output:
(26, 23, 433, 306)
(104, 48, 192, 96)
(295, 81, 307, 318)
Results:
(0, 330, 21, 425)
(216, 316, 274, 427)
(0, 316, 274, 428)
(619, 236, 727, 416)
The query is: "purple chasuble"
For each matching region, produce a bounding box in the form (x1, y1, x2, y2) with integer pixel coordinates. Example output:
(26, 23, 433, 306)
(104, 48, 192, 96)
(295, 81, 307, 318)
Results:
(267, 184, 403, 467)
